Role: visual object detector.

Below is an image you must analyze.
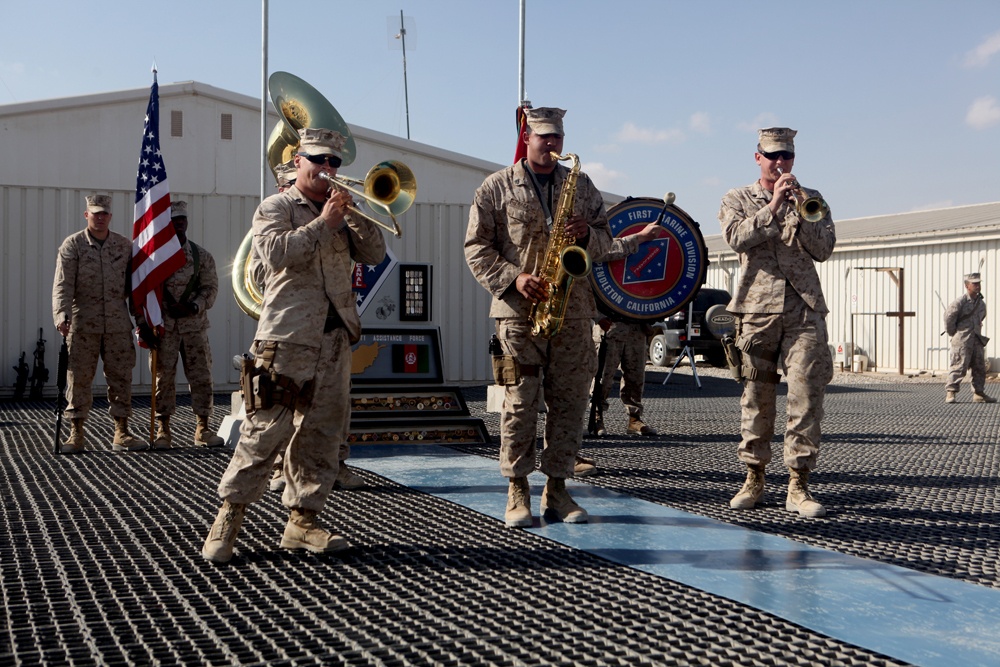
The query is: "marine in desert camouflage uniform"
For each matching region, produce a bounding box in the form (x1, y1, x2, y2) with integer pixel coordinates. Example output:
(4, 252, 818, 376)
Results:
(943, 273, 995, 404)
(465, 107, 614, 528)
(719, 127, 836, 518)
(590, 224, 663, 439)
(52, 194, 144, 454)
(136, 201, 223, 449)
(202, 128, 386, 564)
(256, 159, 363, 493)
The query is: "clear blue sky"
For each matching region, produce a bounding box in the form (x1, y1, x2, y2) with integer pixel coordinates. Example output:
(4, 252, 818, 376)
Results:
(2, 0, 998, 237)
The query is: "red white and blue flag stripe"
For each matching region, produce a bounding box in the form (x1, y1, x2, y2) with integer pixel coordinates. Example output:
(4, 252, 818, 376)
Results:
(131, 70, 184, 336)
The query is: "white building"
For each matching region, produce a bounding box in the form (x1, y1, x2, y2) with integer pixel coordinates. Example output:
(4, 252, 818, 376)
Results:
(704, 202, 1000, 375)
(0, 81, 509, 397)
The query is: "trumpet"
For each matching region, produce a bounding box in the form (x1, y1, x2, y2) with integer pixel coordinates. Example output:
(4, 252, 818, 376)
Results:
(777, 167, 828, 223)
(318, 159, 416, 238)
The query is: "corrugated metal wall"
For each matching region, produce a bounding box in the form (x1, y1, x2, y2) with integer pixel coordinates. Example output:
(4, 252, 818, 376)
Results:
(0, 184, 494, 398)
(706, 229, 1000, 374)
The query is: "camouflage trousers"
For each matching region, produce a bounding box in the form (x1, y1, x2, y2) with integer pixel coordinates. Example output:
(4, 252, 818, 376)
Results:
(217, 328, 351, 512)
(150, 328, 215, 417)
(497, 318, 597, 479)
(945, 341, 986, 393)
(597, 321, 647, 418)
(63, 331, 135, 420)
(736, 296, 833, 471)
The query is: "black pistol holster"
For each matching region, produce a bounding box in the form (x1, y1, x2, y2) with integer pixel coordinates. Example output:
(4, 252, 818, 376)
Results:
(240, 342, 314, 415)
(723, 319, 781, 384)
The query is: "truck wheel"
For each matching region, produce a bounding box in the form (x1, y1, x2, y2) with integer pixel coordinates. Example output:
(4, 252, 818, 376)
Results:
(649, 334, 670, 367)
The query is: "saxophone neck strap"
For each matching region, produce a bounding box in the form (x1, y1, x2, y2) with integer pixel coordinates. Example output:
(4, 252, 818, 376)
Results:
(524, 165, 554, 228)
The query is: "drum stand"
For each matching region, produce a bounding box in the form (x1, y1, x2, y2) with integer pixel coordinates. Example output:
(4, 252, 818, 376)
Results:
(663, 303, 701, 389)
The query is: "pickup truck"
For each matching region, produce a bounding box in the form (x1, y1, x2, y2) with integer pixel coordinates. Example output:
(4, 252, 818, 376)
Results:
(647, 287, 733, 368)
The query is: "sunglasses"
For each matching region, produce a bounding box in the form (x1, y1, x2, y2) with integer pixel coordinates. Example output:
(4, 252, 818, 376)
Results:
(299, 153, 343, 168)
(760, 150, 795, 161)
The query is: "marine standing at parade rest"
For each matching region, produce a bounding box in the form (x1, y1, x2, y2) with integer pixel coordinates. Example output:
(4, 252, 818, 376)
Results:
(135, 201, 224, 448)
(719, 127, 836, 518)
(53, 194, 145, 454)
(465, 107, 614, 528)
(944, 272, 996, 404)
(202, 128, 386, 563)
(590, 223, 662, 439)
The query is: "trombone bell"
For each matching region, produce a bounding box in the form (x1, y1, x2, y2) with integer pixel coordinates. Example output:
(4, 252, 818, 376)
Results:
(365, 161, 417, 217)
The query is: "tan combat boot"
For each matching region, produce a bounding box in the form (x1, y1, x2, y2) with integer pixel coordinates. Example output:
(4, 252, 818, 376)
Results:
(280, 508, 349, 553)
(269, 467, 286, 492)
(574, 455, 597, 477)
(194, 415, 225, 447)
(152, 415, 172, 450)
(730, 463, 766, 510)
(505, 477, 532, 528)
(973, 392, 997, 403)
(627, 416, 658, 436)
(786, 468, 827, 518)
(945, 390, 957, 404)
(112, 417, 147, 452)
(61, 418, 86, 454)
(540, 477, 588, 523)
(334, 464, 365, 490)
(202, 500, 246, 563)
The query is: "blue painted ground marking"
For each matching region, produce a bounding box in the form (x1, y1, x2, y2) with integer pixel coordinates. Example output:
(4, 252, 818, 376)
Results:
(352, 445, 1000, 667)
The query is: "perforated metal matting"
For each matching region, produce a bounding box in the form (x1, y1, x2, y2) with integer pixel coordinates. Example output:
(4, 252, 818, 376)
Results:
(2, 383, 968, 666)
(458, 373, 1000, 591)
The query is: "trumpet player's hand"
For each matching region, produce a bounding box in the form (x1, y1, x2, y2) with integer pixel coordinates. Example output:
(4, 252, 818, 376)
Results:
(320, 190, 353, 231)
(565, 214, 590, 239)
(770, 173, 798, 215)
(517, 273, 548, 304)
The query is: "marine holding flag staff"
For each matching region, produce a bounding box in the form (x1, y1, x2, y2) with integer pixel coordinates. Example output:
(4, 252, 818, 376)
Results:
(719, 127, 835, 519)
(52, 195, 145, 454)
(203, 128, 386, 564)
(465, 107, 613, 528)
(135, 201, 224, 449)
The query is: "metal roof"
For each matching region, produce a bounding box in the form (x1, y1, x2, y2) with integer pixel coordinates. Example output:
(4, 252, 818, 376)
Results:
(705, 201, 1000, 254)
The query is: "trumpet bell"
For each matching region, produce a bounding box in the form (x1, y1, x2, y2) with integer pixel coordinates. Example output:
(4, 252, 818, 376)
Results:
(364, 160, 417, 216)
(266, 71, 357, 177)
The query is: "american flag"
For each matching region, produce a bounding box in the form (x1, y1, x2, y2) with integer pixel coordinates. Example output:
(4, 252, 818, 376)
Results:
(131, 70, 184, 337)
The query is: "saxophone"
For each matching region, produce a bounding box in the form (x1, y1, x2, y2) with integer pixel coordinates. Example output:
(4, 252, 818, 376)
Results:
(529, 152, 593, 339)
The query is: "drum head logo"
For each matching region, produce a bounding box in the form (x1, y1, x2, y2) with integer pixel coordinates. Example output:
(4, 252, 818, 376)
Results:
(590, 197, 707, 322)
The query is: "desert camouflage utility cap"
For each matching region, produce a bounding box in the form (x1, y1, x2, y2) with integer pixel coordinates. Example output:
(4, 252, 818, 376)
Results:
(170, 201, 188, 219)
(525, 107, 566, 136)
(965, 272, 982, 283)
(298, 128, 346, 159)
(274, 160, 297, 188)
(758, 127, 797, 154)
(85, 194, 112, 213)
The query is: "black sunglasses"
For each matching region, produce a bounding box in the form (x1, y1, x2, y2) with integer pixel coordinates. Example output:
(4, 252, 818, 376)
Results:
(760, 150, 795, 161)
(299, 153, 342, 168)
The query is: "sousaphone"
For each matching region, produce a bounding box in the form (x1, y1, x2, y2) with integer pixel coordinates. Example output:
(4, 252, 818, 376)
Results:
(233, 72, 416, 319)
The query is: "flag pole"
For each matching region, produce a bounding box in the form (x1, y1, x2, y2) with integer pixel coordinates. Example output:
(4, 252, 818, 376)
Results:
(518, 0, 527, 107)
(149, 348, 157, 444)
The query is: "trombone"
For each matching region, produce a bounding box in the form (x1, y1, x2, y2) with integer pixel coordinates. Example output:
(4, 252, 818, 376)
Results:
(318, 160, 416, 238)
(264, 71, 416, 238)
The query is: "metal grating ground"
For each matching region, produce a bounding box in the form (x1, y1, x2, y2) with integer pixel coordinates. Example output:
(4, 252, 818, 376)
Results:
(458, 370, 1000, 592)
(2, 377, 980, 665)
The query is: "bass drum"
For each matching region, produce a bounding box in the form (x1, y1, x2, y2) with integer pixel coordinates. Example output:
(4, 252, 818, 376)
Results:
(590, 196, 708, 323)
